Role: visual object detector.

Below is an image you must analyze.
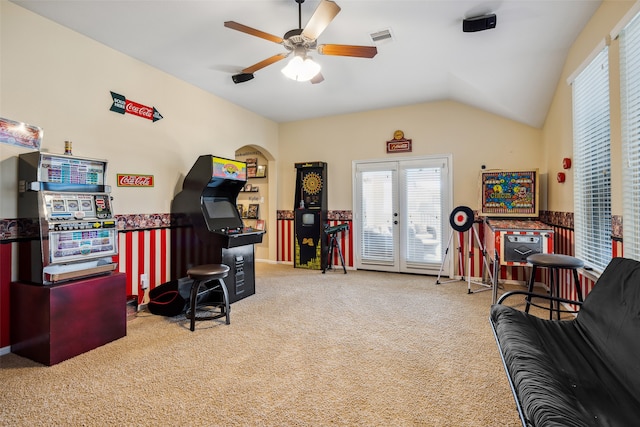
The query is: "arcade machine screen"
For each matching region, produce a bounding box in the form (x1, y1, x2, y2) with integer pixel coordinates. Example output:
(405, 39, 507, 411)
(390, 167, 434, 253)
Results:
(203, 197, 243, 231)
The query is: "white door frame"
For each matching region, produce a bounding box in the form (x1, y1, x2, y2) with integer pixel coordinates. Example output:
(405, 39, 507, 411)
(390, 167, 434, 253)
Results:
(352, 154, 453, 276)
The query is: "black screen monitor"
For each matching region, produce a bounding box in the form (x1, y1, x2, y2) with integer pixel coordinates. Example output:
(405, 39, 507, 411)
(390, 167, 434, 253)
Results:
(302, 213, 315, 226)
(202, 197, 243, 230)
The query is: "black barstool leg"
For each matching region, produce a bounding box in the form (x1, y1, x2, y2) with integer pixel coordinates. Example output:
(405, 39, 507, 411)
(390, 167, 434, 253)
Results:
(551, 268, 559, 320)
(189, 279, 201, 331)
(525, 265, 537, 313)
(573, 269, 583, 303)
(218, 279, 230, 325)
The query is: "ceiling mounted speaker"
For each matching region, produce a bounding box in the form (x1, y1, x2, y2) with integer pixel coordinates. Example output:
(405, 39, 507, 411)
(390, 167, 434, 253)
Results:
(449, 206, 475, 232)
(463, 14, 497, 33)
(232, 73, 255, 84)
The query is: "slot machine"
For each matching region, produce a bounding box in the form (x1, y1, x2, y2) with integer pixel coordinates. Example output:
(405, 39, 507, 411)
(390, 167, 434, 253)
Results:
(17, 152, 118, 284)
(171, 155, 264, 303)
(293, 161, 327, 270)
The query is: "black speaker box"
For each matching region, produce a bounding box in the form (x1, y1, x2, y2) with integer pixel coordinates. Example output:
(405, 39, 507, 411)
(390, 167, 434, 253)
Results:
(463, 14, 497, 33)
(232, 73, 254, 84)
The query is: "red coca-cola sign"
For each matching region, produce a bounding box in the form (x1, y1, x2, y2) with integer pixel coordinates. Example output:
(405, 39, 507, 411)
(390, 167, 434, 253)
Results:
(117, 174, 154, 187)
(110, 91, 163, 122)
(125, 100, 154, 120)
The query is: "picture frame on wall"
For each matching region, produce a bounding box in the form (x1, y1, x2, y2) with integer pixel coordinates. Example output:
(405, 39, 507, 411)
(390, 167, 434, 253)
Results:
(247, 204, 259, 219)
(236, 204, 245, 218)
(246, 158, 258, 178)
(256, 219, 265, 231)
(255, 165, 267, 178)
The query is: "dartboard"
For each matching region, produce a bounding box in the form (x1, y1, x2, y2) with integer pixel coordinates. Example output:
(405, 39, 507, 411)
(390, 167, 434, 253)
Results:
(302, 172, 323, 195)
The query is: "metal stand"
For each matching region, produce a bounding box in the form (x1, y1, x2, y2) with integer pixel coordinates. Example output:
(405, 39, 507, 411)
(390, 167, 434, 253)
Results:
(465, 223, 494, 294)
(436, 229, 463, 284)
(436, 223, 494, 294)
(323, 223, 348, 274)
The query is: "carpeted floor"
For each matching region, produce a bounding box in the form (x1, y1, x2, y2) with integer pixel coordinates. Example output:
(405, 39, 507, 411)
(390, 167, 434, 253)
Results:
(0, 263, 529, 426)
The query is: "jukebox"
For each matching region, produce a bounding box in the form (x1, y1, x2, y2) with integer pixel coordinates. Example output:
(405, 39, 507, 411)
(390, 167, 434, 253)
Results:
(294, 161, 327, 270)
(17, 152, 118, 284)
(171, 155, 264, 303)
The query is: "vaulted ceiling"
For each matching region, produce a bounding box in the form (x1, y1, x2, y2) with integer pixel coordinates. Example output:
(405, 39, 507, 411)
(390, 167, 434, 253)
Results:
(11, 0, 602, 128)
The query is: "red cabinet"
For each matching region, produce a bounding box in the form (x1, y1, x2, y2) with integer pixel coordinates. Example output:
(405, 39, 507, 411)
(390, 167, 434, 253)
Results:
(10, 273, 126, 366)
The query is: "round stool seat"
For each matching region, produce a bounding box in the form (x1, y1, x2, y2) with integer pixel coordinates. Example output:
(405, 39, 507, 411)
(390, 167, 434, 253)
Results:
(186, 264, 230, 331)
(187, 264, 229, 281)
(525, 254, 584, 320)
(527, 253, 584, 269)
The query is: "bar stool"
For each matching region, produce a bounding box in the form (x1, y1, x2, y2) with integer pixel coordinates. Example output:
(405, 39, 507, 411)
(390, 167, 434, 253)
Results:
(525, 253, 584, 320)
(186, 264, 230, 331)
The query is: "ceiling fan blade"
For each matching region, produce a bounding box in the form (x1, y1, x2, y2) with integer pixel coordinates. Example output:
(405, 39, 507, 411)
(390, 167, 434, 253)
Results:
(242, 53, 288, 74)
(310, 73, 325, 84)
(301, 0, 341, 41)
(224, 21, 283, 44)
(317, 44, 378, 58)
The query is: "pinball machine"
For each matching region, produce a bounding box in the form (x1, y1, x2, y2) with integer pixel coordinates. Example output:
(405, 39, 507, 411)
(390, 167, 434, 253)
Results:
(171, 155, 264, 303)
(479, 169, 554, 302)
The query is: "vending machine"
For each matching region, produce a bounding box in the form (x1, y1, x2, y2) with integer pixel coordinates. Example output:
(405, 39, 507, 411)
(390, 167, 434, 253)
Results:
(293, 161, 328, 270)
(17, 152, 118, 284)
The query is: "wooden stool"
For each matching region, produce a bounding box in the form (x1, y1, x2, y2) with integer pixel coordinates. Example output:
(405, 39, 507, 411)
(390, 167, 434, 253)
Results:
(186, 264, 230, 331)
(525, 253, 584, 320)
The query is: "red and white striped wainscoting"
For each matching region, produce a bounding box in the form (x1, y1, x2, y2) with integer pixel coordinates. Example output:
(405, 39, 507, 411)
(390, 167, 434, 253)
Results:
(115, 228, 171, 303)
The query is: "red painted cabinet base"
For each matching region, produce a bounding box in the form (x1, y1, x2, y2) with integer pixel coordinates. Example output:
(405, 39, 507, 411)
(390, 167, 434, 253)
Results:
(10, 273, 126, 366)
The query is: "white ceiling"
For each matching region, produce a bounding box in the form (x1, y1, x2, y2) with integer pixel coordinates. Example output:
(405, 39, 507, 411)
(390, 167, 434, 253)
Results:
(11, 0, 601, 128)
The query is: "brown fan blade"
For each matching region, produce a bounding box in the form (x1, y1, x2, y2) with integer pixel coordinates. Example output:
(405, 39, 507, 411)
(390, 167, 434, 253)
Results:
(301, 0, 341, 41)
(310, 73, 325, 84)
(242, 54, 288, 74)
(317, 44, 378, 58)
(224, 21, 283, 44)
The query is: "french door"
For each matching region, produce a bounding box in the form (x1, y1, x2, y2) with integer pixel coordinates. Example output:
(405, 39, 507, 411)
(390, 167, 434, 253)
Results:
(353, 156, 452, 275)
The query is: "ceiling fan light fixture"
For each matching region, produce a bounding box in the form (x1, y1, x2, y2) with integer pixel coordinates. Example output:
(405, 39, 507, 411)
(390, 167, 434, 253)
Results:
(281, 55, 321, 82)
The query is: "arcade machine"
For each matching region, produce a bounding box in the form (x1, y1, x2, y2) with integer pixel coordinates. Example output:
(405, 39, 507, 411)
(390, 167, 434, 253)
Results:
(294, 161, 328, 270)
(480, 169, 554, 302)
(171, 155, 264, 303)
(17, 151, 119, 284)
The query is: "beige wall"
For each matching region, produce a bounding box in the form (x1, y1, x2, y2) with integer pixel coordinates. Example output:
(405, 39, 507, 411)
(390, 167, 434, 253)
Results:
(0, 1, 279, 214)
(278, 101, 542, 211)
(1, 1, 279, 258)
(542, 0, 637, 215)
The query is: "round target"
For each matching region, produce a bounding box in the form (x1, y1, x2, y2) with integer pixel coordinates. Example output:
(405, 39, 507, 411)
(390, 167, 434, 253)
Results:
(449, 206, 474, 232)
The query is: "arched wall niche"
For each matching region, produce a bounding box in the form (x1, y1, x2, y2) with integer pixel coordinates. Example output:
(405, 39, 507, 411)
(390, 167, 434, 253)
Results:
(235, 145, 277, 262)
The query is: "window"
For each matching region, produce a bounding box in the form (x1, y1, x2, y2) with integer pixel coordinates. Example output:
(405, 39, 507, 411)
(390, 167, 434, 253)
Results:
(572, 48, 611, 272)
(621, 13, 640, 261)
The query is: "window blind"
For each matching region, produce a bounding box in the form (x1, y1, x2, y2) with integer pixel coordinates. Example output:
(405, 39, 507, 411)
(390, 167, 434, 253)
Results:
(359, 170, 395, 261)
(573, 47, 611, 272)
(404, 167, 442, 263)
(621, 13, 640, 261)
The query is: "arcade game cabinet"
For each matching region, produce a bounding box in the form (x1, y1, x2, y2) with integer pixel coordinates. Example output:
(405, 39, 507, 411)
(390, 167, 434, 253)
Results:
(294, 161, 327, 270)
(171, 155, 264, 303)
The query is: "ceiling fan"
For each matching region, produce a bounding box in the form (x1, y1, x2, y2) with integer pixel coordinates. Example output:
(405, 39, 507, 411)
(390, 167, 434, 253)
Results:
(225, 0, 378, 84)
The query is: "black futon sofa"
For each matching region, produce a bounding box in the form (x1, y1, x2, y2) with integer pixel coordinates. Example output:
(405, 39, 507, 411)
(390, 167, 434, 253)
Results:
(490, 257, 640, 426)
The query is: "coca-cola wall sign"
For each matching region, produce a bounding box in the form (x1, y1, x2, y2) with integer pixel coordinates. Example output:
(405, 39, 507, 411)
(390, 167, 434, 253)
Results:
(110, 91, 163, 122)
(117, 174, 154, 187)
